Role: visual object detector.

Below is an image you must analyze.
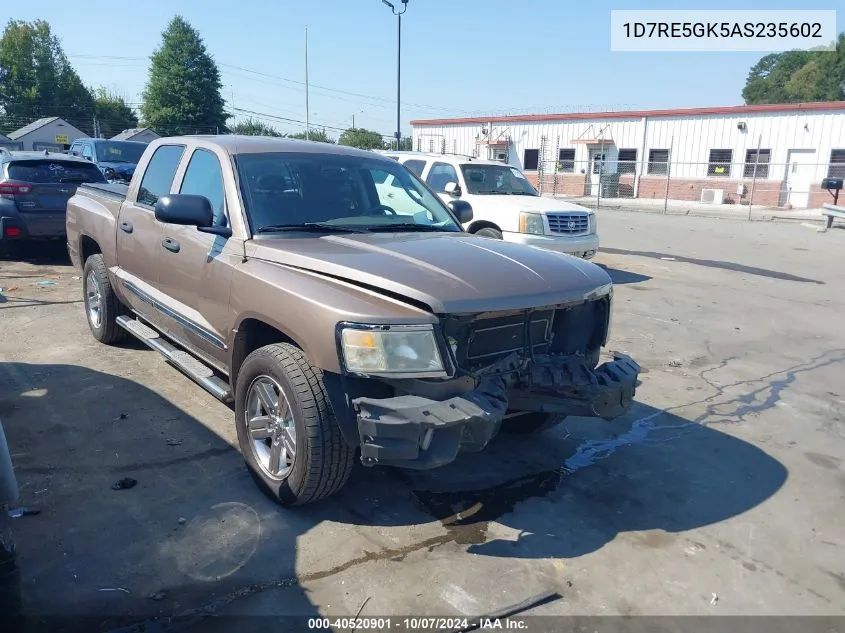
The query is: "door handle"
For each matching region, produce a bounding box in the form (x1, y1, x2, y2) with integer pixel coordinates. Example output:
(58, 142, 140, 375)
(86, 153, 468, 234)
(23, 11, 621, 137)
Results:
(161, 237, 180, 253)
(119, 221, 133, 234)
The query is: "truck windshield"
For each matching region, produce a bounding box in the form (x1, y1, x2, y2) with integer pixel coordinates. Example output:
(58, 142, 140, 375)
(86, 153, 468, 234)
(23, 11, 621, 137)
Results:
(235, 152, 464, 233)
(94, 142, 146, 164)
(460, 164, 538, 196)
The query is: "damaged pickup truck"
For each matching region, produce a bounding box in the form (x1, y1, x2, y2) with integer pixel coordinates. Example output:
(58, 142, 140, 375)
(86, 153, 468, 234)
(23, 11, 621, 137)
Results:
(66, 136, 640, 505)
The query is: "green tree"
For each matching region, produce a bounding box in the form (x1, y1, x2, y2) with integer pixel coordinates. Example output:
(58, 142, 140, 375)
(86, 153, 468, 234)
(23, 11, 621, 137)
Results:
(0, 19, 94, 134)
(337, 127, 386, 150)
(229, 117, 282, 136)
(140, 15, 228, 136)
(286, 129, 335, 143)
(93, 87, 138, 138)
(742, 34, 845, 104)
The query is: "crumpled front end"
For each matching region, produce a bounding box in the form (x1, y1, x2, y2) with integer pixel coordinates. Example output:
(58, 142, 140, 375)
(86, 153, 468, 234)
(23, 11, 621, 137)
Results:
(351, 295, 640, 469)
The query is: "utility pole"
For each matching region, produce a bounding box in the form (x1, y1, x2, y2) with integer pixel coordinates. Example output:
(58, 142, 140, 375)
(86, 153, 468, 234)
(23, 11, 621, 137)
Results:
(352, 114, 355, 130)
(305, 25, 310, 141)
(382, 0, 409, 150)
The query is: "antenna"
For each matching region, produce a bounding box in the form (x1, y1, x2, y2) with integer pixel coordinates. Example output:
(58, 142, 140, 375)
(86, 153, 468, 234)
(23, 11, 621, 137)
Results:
(305, 25, 310, 141)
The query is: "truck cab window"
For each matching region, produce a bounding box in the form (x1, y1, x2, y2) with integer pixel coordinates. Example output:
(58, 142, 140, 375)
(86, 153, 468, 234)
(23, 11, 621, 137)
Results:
(137, 145, 185, 207)
(179, 148, 227, 227)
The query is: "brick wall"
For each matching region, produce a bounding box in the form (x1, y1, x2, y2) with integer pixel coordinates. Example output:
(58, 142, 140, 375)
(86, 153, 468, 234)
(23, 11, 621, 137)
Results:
(527, 172, 588, 196)
(527, 171, 833, 208)
(636, 176, 785, 206)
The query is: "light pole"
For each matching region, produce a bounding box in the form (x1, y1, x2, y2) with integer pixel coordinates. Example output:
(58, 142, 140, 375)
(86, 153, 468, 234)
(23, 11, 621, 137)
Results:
(382, 0, 408, 150)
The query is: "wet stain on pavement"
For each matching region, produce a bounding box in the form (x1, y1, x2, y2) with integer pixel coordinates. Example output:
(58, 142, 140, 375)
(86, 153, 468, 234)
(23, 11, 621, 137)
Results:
(600, 248, 824, 284)
(409, 470, 563, 544)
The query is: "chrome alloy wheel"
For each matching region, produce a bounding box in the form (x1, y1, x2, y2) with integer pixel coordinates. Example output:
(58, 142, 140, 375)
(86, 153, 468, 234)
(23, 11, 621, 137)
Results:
(85, 271, 102, 329)
(245, 375, 296, 478)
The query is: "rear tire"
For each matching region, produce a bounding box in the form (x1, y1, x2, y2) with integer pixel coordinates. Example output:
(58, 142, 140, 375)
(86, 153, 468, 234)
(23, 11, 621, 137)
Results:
(501, 412, 566, 434)
(234, 343, 355, 506)
(82, 254, 127, 345)
(474, 227, 503, 240)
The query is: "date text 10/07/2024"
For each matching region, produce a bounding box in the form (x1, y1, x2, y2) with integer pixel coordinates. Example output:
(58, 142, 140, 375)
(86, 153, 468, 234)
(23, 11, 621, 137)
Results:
(307, 617, 530, 630)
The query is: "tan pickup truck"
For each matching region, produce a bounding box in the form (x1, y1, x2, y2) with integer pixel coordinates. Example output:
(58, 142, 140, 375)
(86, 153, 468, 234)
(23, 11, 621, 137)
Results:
(66, 136, 640, 505)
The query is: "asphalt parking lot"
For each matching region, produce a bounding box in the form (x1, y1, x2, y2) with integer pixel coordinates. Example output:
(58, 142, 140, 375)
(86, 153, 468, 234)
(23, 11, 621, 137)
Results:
(1, 211, 844, 629)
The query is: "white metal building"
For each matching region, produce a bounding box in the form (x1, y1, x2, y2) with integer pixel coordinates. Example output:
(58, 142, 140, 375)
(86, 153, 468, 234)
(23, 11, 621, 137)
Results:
(411, 102, 845, 209)
(6, 117, 88, 152)
(111, 128, 160, 143)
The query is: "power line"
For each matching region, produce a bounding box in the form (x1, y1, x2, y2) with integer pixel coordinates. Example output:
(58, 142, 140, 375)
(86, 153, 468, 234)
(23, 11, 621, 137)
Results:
(65, 53, 471, 115)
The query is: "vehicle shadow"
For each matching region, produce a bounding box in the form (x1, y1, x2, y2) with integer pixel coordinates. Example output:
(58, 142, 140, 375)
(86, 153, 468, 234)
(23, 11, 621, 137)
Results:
(0, 242, 71, 267)
(0, 362, 788, 631)
(595, 264, 651, 285)
(319, 400, 788, 561)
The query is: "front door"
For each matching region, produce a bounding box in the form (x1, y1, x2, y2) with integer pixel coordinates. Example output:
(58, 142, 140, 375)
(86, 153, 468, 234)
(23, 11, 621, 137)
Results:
(115, 144, 187, 317)
(156, 147, 237, 369)
(783, 149, 816, 208)
(588, 148, 606, 196)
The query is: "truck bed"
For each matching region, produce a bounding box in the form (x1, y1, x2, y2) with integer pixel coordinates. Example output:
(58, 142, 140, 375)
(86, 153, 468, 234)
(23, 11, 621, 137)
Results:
(78, 182, 129, 200)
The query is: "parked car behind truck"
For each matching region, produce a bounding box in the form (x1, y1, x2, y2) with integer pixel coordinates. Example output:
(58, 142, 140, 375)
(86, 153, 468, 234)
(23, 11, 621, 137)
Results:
(0, 149, 106, 255)
(69, 139, 148, 184)
(66, 135, 640, 506)
(378, 151, 599, 259)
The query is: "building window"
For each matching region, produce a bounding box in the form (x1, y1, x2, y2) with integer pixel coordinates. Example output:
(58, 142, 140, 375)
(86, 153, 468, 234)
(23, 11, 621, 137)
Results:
(743, 149, 771, 179)
(617, 148, 637, 174)
(557, 148, 575, 173)
(428, 139, 434, 153)
(647, 149, 669, 175)
(523, 149, 539, 171)
(707, 149, 732, 177)
(828, 149, 845, 179)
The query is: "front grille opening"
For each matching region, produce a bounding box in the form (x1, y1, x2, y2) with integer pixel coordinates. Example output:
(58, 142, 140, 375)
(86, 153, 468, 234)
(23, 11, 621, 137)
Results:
(547, 212, 589, 235)
(547, 298, 608, 355)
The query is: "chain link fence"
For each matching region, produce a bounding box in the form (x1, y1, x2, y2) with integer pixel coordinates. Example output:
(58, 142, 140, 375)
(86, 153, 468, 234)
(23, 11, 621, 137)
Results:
(534, 154, 844, 215)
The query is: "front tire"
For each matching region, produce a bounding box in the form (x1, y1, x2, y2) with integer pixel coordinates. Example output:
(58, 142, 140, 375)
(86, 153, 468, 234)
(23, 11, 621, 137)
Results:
(234, 343, 355, 506)
(82, 254, 127, 345)
(501, 412, 566, 434)
(474, 227, 503, 240)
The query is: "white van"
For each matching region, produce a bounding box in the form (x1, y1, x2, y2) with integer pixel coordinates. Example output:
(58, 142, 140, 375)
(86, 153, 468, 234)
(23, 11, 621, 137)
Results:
(376, 151, 598, 259)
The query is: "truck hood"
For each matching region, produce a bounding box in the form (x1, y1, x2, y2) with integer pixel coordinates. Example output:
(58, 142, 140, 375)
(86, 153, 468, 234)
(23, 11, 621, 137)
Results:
(466, 194, 593, 215)
(247, 232, 611, 314)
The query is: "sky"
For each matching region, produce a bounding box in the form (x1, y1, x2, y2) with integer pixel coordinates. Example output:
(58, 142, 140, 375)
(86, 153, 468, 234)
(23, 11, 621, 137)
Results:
(2, 0, 843, 138)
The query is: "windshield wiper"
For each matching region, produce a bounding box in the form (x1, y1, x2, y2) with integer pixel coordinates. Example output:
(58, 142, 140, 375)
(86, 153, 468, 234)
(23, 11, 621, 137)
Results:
(255, 222, 367, 234)
(364, 223, 447, 232)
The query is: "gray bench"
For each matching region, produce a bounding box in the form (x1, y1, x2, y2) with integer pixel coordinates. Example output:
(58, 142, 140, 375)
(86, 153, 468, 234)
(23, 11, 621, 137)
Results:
(822, 204, 845, 230)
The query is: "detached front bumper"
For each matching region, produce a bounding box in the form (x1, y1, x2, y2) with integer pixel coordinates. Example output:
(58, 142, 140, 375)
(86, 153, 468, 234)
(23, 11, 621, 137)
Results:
(353, 352, 640, 469)
(503, 230, 599, 259)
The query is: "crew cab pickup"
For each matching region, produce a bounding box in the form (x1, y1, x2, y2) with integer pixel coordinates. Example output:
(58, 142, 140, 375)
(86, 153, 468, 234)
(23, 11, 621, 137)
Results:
(378, 151, 599, 259)
(66, 136, 640, 506)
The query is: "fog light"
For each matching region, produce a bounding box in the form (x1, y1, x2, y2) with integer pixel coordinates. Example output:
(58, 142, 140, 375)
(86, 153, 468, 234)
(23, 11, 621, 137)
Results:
(583, 250, 596, 259)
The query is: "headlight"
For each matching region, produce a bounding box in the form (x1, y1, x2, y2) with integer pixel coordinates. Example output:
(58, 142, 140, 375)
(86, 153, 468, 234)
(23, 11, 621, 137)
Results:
(590, 213, 598, 234)
(519, 212, 545, 235)
(339, 324, 446, 378)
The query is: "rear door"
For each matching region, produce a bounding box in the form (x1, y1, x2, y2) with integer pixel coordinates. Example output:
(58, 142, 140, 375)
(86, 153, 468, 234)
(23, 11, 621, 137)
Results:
(5, 159, 105, 237)
(114, 144, 185, 317)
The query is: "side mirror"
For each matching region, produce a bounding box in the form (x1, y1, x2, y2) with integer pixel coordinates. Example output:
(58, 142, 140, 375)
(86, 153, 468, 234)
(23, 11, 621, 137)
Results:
(155, 194, 214, 227)
(444, 181, 461, 197)
(448, 199, 473, 224)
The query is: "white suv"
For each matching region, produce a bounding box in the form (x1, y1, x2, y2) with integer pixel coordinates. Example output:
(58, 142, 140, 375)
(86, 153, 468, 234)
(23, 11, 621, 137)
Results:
(376, 151, 598, 259)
